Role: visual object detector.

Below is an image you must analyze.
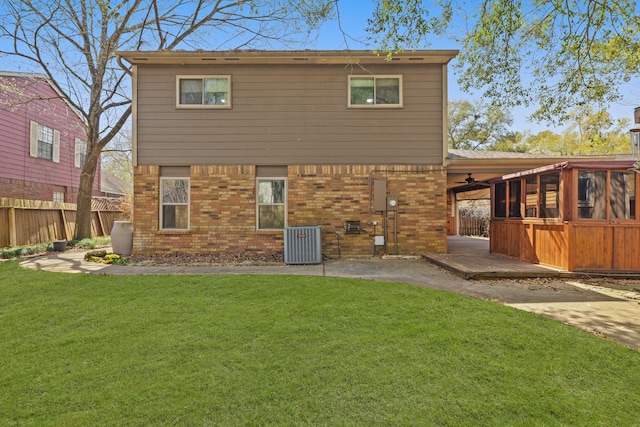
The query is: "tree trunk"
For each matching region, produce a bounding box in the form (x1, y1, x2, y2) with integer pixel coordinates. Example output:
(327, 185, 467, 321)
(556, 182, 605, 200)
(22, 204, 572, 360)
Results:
(74, 155, 99, 240)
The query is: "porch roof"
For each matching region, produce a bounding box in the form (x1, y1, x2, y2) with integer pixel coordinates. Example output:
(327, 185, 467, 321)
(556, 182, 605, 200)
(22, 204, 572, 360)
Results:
(497, 159, 639, 182)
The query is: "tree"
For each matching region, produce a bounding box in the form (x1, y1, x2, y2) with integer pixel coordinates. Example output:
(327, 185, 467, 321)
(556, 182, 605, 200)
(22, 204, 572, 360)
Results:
(561, 105, 632, 155)
(102, 128, 133, 188)
(448, 99, 513, 150)
(524, 130, 568, 156)
(489, 131, 528, 153)
(367, 0, 640, 123)
(0, 0, 331, 239)
(524, 105, 632, 155)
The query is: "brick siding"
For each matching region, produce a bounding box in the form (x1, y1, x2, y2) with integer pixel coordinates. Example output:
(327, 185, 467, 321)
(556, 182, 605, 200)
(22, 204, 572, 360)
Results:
(133, 164, 447, 256)
(0, 177, 80, 203)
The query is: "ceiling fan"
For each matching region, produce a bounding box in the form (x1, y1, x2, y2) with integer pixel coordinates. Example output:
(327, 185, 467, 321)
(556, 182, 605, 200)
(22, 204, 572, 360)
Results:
(456, 173, 477, 184)
(455, 173, 490, 186)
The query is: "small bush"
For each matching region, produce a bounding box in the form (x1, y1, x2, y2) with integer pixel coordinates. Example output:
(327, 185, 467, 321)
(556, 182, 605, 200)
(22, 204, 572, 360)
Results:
(68, 236, 111, 249)
(0, 244, 50, 260)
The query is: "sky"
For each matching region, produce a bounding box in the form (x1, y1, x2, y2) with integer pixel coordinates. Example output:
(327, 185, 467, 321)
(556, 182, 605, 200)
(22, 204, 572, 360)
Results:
(307, 0, 640, 136)
(1, 0, 638, 136)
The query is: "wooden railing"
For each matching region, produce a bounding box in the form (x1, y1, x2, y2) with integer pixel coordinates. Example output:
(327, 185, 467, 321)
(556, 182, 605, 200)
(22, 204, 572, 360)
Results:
(0, 197, 126, 247)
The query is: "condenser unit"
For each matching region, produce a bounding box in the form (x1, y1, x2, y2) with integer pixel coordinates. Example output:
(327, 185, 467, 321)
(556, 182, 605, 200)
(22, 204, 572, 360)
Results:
(284, 226, 322, 264)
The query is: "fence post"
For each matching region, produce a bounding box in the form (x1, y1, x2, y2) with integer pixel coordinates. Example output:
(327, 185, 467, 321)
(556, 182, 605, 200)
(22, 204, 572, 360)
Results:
(9, 207, 17, 247)
(97, 211, 106, 236)
(60, 209, 71, 240)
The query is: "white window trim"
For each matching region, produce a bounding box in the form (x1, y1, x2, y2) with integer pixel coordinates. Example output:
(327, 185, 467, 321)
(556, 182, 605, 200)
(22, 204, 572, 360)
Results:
(256, 177, 287, 231)
(160, 177, 191, 231)
(348, 75, 403, 108)
(176, 75, 232, 109)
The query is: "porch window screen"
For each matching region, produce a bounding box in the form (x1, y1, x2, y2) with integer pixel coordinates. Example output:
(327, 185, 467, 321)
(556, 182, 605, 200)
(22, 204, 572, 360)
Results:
(525, 177, 538, 217)
(577, 171, 606, 219)
(508, 180, 522, 218)
(610, 172, 635, 220)
(540, 173, 560, 218)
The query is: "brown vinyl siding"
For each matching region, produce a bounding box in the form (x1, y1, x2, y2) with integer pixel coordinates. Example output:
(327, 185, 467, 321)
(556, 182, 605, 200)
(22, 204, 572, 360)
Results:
(135, 63, 444, 166)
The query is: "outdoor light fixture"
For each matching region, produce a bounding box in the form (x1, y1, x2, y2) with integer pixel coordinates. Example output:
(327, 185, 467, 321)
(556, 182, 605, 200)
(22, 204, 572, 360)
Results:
(631, 128, 640, 156)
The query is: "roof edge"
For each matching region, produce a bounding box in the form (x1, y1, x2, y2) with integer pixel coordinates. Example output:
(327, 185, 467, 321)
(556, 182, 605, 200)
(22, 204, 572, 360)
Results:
(497, 160, 639, 181)
(116, 49, 459, 65)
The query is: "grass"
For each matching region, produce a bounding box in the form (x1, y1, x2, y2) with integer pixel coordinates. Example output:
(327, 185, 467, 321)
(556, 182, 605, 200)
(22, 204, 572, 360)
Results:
(1, 261, 639, 426)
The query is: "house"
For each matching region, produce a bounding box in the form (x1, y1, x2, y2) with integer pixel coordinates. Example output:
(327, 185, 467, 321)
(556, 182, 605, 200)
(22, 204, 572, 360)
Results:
(116, 50, 458, 258)
(490, 159, 640, 272)
(0, 71, 101, 203)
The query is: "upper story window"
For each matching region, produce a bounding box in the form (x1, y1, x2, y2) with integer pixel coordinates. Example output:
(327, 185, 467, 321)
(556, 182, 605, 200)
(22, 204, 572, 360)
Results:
(177, 76, 231, 108)
(75, 139, 87, 168)
(348, 76, 402, 108)
(29, 121, 60, 163)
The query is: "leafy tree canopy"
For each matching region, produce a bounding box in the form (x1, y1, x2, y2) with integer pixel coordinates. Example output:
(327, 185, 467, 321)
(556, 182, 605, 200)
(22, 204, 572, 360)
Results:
(448, 99, 513, 150)
(367, 0, 640, 123)
(525, 105, 632, 155)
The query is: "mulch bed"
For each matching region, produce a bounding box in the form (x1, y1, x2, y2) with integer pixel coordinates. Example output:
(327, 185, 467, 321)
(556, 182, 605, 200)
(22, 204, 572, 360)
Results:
(127, 251, 284, 266)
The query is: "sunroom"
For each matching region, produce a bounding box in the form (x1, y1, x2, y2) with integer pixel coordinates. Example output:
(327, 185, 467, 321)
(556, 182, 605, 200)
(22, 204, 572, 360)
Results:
(490, 160, 640, 273)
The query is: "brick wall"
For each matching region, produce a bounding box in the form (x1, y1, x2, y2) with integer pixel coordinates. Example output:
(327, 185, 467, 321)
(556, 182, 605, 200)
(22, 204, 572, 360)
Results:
(0, 177, 82, 202)
(133, 164, 447, 256)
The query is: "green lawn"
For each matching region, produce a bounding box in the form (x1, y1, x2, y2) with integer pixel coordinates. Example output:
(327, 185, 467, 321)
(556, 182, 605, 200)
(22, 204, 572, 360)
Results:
(1, 261, 639, 426)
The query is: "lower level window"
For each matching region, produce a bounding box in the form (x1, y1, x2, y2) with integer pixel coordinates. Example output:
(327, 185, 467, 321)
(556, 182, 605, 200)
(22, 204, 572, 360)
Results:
(53, 191, 65, 202)
(161, 177, 190, 230)
(257, 178, 286, 230)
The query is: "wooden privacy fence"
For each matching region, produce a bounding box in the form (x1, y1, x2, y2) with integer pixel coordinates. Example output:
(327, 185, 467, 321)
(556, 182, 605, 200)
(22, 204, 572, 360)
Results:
(0, 197, 126, 248)
(459, 215, 490, 237)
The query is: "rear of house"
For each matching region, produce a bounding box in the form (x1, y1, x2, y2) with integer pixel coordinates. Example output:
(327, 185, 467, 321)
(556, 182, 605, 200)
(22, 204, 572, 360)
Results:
(118, 50, 457, 258)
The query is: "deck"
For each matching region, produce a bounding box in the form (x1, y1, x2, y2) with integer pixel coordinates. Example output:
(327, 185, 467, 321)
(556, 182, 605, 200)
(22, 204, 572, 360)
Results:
(425, 236, 575, 280)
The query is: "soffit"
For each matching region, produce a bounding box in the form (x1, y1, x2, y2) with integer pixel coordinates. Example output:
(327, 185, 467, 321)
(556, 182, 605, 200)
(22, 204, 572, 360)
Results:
(116, 49, 459, 66)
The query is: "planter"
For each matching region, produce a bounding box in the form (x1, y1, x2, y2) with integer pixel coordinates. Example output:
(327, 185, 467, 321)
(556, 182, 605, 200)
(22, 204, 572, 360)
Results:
(53, 240, 67, 252)
(111, 221, 133, 256)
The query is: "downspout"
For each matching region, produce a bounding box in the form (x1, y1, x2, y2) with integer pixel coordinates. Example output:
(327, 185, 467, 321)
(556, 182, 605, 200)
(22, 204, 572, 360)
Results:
(115, 55, 137, 168)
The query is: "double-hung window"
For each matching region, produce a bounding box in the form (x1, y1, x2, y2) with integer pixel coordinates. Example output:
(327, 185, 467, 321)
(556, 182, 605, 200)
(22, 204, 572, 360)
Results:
(29, 121, 60, 162)
(257, 178, 287, 230)
(75, 139, 87, 168)
(160, 176, 190, 230)
(177, 76, 231, 107)
(348, 76, 402, 107)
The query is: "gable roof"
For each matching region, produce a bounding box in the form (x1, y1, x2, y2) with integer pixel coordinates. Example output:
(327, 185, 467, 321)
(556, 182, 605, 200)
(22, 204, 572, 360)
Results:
(100, 169, 131, 196)
(0, 71, 86, 123)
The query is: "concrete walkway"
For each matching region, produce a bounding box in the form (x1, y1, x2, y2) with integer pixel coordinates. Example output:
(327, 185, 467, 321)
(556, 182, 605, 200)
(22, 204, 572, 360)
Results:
(18, 248, 640, 350)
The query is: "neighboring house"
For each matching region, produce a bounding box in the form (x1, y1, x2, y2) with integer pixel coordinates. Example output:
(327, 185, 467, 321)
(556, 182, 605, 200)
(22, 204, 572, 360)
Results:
(116, 50, 458, 257)
(100, 169, 131, 199)
(0, 71, 100, 203)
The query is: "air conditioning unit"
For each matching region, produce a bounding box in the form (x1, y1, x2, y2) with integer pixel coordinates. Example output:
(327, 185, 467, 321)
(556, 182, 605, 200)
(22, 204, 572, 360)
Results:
(284, 226, 322, 264)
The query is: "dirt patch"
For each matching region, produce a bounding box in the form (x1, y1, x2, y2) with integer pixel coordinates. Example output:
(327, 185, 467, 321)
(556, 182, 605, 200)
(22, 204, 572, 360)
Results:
(476, 277, 640, 295)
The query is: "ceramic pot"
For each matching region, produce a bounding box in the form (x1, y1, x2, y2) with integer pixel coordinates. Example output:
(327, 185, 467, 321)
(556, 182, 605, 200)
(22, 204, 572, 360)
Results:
(111, 221, 133, 256)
